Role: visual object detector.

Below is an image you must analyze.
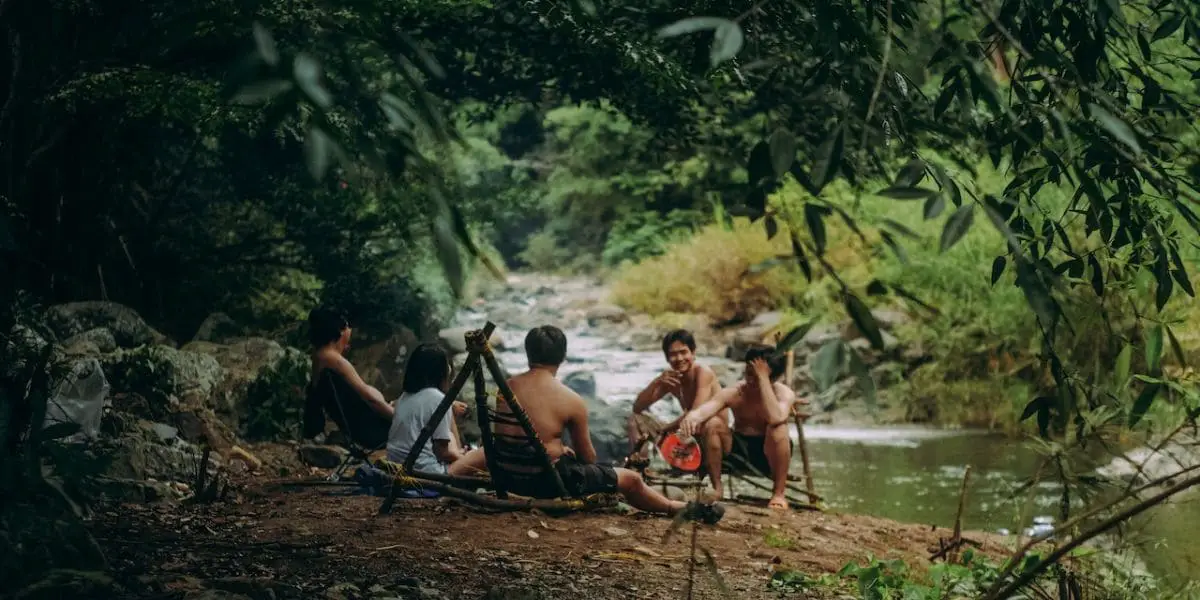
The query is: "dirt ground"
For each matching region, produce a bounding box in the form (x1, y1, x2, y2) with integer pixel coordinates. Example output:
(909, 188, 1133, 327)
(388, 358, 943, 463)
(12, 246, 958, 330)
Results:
(88, 469, 1012, 600)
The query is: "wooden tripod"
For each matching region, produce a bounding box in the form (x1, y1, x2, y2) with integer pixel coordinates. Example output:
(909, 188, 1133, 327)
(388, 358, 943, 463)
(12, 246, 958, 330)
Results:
(378, 322, 568, 514)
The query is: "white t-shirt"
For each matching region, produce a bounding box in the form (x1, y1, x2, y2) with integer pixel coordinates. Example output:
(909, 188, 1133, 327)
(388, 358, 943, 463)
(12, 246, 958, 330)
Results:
(386, 387, 452, 474)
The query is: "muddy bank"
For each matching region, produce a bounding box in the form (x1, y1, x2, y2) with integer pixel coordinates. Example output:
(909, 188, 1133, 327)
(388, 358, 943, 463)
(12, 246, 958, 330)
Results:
(88, 483, 1013, 600)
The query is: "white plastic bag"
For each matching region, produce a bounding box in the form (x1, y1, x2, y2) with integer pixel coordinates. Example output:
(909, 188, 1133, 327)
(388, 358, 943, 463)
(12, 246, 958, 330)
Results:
(44, 357, 110, 442)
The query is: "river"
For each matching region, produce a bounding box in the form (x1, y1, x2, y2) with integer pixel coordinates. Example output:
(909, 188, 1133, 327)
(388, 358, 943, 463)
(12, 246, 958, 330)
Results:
(452, 274, 1199, 594)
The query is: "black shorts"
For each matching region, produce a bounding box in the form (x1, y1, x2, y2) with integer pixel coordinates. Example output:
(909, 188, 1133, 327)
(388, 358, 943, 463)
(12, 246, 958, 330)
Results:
(505, 454, 619, 499)
(724, 432, 793, 476)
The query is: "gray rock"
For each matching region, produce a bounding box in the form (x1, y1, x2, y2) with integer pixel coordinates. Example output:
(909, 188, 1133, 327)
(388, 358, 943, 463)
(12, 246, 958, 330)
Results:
(45, 301, 170, 348)
(437, 326, 502, 355)
(870, 308, 910, 330)
(585, 304, 627, 326)
(193, 312, 243, 343)
(184, 591, 253, 600)
(801, 323, 842, 349)
(103, 423, 209, 482)
(560, 370, 629, 465)
(562, 371, 596, 399)
(98, 477, 176, 504)
(62, 327, 117, 354)
(300, 444, 348, 469)
(183, 337, 305, 421)
(750, 311, 785, 329)
(325, 583, 360, 600)
(348, 326, 420, 400)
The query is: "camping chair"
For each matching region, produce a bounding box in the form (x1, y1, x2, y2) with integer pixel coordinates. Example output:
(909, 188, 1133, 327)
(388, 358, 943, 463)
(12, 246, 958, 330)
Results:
(303, 369, 390, 481)
(378, 323, 619, 513)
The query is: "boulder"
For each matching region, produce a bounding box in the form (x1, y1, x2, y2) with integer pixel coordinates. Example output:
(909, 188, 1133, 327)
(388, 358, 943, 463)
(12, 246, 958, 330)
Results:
(192, 312, 243, 344)
(347, 326, 420, 399)
(750, 311, 785, 329)
(725, 325, 772, 361)
(585, 304, 628, 326)
(438, 326, 503, 355)
(102, 420, 212, 483)
(45, 301, 170, 348)
(61, 328, 117, 355)
(562, 370, 628, 465)
(101, 345, 225, 422)
(182, 338, 307, 424)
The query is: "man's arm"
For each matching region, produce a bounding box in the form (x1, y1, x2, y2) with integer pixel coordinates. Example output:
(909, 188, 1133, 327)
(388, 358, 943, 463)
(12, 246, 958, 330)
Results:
(678, 388, 732, 436)
(632, 376, 671, 414)
(661, 368, 719, 434)
(566, 395, 598, 463)
(750, 360, 791, 427)
(331, 356, 393, 418)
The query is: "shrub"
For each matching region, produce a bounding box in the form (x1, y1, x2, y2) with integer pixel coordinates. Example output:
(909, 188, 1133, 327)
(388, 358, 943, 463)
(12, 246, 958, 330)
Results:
(610, 218, 802, 323)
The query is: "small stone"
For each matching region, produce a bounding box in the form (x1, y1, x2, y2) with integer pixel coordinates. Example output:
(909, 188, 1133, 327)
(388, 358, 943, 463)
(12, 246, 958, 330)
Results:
(602, 526, 629, 537)
(299, 444, 348, 469)
(527, 529, 540, 539)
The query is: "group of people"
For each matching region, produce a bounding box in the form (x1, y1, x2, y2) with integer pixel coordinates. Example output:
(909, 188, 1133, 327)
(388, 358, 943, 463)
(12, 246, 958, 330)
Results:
(305, 306, 806, 524)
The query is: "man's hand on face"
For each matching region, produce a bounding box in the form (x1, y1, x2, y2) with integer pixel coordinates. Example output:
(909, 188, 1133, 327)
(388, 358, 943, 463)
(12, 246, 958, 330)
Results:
(750, 358, 771, 382)
(452, 401, 468, 417)
(658, 369, 682, 389)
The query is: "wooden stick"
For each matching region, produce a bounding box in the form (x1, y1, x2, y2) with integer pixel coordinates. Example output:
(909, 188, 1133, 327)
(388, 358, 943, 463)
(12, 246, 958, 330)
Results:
(474, 357, 508, 499)
(478, 329, 569, 498)
(794, 410, 816, 498)
(402, 344, 486, 474)
(400, 475, 615, 513)
(948, 465, 972, 563)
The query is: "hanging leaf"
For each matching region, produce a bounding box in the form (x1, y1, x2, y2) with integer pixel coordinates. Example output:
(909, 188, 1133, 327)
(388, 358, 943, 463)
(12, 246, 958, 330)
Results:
(765, 216, 779, 240)
(768, 129, 797, 176)
(811, 126, 845, 191)
(844, 293, 885, 350)
(789, 163, 821, 196)
(747, 141, 774, 187)
(877, 186, 938, 200)
(930, 162, 962, 207)
(866, 280, 888, 296)
(1153, 13, 1185, 41)
(1087, 104, 1142, 155)
(293, 53, 333, 108)
(304, 126, 333, 181)
(804, 203, 827, 255)
(923, 194, 946, 219)
(790, 233, 813, 281)
(1036, 401, 1052, 438)
(657, 16, 728, 38)
(449, 203, 505, 281)
(1088, 255, 1104, 296)
(1114, 344, 1132, 388)
(710, 20, 745, 67)
(991, 256, 1007, 285)
(880, 231, 908, 264)
(881, 219, 920, 239)
(1146, 325, 1164, 373)
(1166, 325, 1187, 366)
(811, 340, 844, 392)
(1154, 252, 1174, 311)
(1129, 383, 1162, 427)
(939, 204, 976, 252)
(432, 212, 465, 298)
(1020, 396, 1052, 422)
(894, 159, 926, 187)
(847, 350, 877, 407)
(775, 319, 817, 354)
(252, 22, 280, 66)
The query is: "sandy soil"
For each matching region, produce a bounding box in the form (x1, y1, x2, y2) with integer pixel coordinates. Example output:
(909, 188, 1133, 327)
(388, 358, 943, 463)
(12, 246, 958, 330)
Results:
(89, 472, 1010, 600)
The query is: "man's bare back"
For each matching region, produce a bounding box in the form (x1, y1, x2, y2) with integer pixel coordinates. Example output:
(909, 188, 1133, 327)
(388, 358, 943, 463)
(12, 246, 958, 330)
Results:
(494, 369, 596, 464)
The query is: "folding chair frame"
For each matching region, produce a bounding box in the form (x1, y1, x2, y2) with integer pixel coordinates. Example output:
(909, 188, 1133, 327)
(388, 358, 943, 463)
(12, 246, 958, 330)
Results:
(316, 370, 387, 481)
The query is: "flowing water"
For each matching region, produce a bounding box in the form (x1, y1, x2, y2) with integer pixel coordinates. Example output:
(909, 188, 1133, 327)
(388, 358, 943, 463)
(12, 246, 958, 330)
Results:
(452, 275, 1199, 592)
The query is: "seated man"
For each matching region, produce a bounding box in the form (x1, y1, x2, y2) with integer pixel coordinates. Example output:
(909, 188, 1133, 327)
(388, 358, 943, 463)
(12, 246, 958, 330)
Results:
(451, 325, 724, 524)
(678, 345, 799, 510)
(627, 329, 730, 485)
(302, 307, 393, 448)
(386, 342, 471, 473)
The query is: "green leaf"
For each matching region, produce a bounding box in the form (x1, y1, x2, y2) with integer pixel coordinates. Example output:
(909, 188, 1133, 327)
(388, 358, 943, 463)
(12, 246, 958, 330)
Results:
(894, 159, 926, 187)
(991, 256, 1007, 286)
(845, 293, 885, 351)
(569, 0, 597, 16)
(923, 194, 946, 219)
(304, 126, 333, 181)
(1153, 13, 1185, 41)
(847, 350, 876, 407)
(39, 421, 82, 441)
(747, 141, 773, 187)
(1146, 325, 1164, 373)
(432, 212, 465, 298)
(811, 340, 844, 392)
(880, 231, 908, 264)
(1020, 397, 1051, 422)
(252, 22, 279, 66)
(710, 20, 745, 67)
(765, 216, 779, 240)
(775, 320, 817, 354)
(1089, 255, 1104, 296)
(877, 186, 938, 200)
(293, 53, 333, 108)
(1036, 401, 1052, 437)
(790, 233, 813, 281)
(1129, 383, 1162, 427)
(866, 280, 888, 296)
(804, 203, 827, 255)
(1166, 325, 1187, 366)
(768, 129, 797, 176)
(1114, 344, 1132, 388)
(656, 17, 728, 38)
(811, 126, 844, 191)
(930, 162, 961, 207)
(880, 219, 920, 240)
(1087, 104, 1142, 155)
(939, 204, 976, 252)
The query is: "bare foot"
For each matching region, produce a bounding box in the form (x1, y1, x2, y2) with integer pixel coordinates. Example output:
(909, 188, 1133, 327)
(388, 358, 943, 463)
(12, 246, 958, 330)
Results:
(768, 494, 789, 510)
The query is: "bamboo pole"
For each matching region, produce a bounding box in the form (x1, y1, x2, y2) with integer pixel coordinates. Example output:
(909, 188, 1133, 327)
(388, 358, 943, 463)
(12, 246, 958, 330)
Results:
(394, 476, 616, 513)
(794, 410, 816, 498)
(474, 356, 508, 499)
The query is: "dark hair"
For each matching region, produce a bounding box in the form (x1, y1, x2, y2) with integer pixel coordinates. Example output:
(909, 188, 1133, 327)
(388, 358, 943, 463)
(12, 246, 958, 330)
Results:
(525, 325, 567, 366)
(402, 343, 452, 394)
(745, 345, 787, 380)
(661, 329, 696, 355)
(308, 306, 348, 347)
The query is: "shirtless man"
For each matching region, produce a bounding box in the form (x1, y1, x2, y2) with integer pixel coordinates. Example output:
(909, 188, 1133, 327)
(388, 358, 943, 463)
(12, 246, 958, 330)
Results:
(451, 325, 724, 524)
(303, 307, 394, 447)
(678, 345, 801, 509)
(628, 330, 732, 487)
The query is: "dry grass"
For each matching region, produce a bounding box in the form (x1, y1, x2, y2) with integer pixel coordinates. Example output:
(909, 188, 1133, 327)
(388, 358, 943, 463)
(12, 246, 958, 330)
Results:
(610, 218, 801, 323)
